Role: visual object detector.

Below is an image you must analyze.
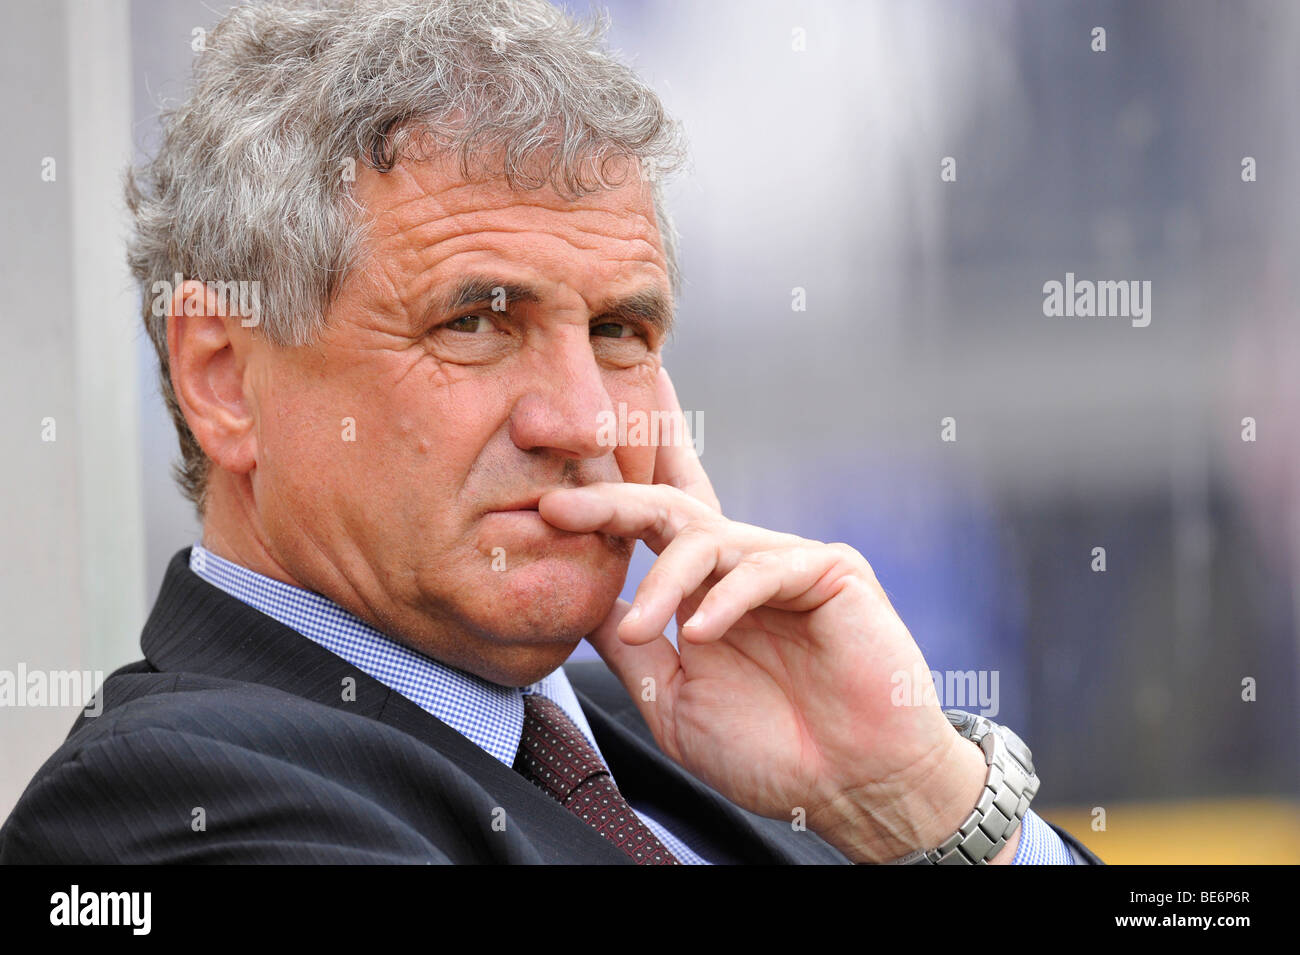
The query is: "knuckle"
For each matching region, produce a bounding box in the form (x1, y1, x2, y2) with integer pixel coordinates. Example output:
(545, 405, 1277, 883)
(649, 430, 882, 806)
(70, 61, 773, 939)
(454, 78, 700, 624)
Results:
(678, 518, 717, 542)
(652, 500, 674, 536)
(826, 541, 859, 560)
(738, 550, 777, 571)
(828, 541, 874, 577)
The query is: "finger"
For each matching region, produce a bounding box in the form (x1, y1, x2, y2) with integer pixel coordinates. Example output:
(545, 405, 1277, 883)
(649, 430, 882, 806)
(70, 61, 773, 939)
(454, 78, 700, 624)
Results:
(678, 544, 855, 643)
(614, 518, 798, 641)
(651, 367, 720, 512)
(537, 480, 718, 554)
(585, 598, 682, 750)
(617, 522, 724, 644)
(620, 518, 811, 643)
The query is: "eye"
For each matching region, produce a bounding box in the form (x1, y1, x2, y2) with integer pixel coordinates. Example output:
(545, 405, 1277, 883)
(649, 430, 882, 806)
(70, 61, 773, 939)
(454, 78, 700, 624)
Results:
(441, 314, 495, 334)
(590, 321, 639, 339)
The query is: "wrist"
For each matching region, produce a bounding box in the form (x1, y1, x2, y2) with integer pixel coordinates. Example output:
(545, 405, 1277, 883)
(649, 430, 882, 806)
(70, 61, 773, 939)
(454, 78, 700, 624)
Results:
(815, 725, 992, 864)
(893, 711, 1038, 865)
(935, 732, 1022, 864)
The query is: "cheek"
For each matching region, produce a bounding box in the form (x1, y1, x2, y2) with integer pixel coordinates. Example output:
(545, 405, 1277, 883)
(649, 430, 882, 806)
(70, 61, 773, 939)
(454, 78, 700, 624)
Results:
(385, 365, 509, 472)
(253, 376, 363, 509)
(255, 354, 410, 493)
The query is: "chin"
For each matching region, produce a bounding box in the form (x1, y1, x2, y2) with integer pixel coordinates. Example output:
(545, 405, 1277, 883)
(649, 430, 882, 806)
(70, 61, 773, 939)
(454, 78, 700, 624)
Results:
(449, 549, 629, 684)
(489, 552, 624, 640)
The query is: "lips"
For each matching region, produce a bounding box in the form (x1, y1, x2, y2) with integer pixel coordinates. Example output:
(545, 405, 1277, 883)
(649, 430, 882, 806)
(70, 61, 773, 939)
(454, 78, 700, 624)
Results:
(487, 485, 592, 514)
(487, 495, 543, 513)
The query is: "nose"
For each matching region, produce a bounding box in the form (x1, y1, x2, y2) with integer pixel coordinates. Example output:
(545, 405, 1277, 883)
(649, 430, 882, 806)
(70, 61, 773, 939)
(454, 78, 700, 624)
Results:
(507, 328, 617, 460)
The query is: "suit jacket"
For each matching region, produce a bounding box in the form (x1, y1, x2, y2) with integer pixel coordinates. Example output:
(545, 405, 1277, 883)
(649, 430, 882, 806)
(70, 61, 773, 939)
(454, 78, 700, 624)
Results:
(0, 550, 1102, 864)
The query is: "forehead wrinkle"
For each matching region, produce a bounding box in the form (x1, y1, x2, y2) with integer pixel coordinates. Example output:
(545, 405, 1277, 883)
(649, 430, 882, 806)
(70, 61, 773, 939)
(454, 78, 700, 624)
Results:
(391, 226, 669, 299)
(385, 214, 663, 264)
(356, 184, 671, 333)
(369, 183, 662, 245)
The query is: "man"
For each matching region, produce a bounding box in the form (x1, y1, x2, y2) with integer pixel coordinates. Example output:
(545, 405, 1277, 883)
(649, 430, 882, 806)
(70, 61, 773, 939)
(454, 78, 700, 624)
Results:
(1, 0, 1097, 865)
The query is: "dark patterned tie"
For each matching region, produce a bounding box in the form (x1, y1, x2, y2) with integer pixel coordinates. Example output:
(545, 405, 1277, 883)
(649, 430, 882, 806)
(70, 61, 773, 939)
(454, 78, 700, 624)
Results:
(513, 692, 680, 865)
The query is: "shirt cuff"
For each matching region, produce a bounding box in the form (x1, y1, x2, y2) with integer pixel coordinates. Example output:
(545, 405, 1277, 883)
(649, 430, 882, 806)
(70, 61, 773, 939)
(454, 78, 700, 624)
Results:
(1011, 808, 1075, 865)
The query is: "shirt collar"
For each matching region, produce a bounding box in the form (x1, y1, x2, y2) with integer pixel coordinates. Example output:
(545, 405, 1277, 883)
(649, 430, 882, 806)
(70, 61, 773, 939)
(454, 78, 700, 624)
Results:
(188, 542, 605, 768)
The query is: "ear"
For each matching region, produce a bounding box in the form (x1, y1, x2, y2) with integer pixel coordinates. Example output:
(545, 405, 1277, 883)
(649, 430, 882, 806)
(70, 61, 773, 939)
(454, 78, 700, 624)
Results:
(166, 280, 259, 476)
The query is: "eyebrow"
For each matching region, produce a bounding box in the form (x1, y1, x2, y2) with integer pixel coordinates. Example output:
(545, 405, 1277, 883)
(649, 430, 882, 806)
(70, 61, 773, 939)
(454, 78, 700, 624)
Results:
(431, 275, 675, 338)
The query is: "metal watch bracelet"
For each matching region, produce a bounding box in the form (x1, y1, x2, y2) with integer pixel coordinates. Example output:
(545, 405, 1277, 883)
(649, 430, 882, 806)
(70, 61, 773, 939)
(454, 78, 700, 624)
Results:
(885, 709, 1040, 865)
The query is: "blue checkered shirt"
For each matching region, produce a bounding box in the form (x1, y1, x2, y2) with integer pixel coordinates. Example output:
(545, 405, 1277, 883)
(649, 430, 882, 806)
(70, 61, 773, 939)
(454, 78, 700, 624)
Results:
(188, 543, 1071, 864)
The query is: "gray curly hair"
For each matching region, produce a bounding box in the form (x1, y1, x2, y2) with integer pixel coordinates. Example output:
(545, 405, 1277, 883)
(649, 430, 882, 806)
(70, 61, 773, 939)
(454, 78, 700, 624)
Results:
(126, 0, 687, 512)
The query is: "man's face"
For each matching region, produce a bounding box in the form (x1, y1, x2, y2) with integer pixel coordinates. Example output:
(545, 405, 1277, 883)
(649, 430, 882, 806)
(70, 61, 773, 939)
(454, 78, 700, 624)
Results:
(241, 154, 670, 685)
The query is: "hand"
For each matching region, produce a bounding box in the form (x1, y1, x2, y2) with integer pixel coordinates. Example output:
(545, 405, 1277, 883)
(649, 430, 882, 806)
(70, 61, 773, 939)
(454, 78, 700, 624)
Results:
(538, 368, 1007, 863)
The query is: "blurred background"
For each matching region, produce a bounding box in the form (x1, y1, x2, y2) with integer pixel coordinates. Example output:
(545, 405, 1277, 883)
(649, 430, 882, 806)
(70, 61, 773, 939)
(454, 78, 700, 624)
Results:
(2, 0, 1297, 862)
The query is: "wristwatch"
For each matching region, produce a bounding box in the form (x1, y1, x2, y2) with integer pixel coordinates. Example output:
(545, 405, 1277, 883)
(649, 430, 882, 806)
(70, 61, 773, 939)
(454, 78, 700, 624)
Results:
(886, 709, 1040, 865)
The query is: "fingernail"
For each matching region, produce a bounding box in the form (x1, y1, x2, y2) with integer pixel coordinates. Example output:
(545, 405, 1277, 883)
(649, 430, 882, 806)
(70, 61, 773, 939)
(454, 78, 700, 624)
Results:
(682, 611, 703, 630)
(623, 603, 643, 624)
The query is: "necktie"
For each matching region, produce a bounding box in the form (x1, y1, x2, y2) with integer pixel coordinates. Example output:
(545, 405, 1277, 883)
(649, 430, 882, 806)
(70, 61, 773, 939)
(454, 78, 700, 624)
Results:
(513, 692, 680, 865)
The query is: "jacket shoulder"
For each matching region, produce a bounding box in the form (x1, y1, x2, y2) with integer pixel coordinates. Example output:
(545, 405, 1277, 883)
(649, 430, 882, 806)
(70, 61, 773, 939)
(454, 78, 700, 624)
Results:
(0, 672, 488, 863)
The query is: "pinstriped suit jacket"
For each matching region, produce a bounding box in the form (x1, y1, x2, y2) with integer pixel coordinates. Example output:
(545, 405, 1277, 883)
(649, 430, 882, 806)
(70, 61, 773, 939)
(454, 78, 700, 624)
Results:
(0, 550, 1102, 864)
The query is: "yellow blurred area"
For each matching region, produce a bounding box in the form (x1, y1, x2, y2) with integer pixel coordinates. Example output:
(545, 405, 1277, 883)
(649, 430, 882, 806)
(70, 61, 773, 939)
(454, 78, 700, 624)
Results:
(1038, 799, 1300, 864)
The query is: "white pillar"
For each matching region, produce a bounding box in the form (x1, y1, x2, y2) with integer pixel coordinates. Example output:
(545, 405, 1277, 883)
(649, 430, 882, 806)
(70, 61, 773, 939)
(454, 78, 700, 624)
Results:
(0, 0, 145, 821)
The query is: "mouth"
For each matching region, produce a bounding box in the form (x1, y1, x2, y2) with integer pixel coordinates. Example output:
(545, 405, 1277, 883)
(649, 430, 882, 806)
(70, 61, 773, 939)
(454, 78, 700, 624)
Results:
(487, 497, 542, 514)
